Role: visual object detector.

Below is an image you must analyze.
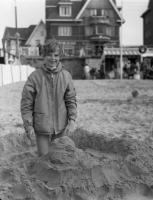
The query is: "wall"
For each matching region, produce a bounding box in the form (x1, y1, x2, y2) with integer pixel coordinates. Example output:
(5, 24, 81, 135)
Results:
(1, 58, 85, 81)
(62, 57, 85, 79)
(85, 58, 102, 69)
(0, 65, 35, 86)
(144, 10, 153, 46)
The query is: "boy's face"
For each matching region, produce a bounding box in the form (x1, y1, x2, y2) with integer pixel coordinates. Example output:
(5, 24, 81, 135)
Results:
(44, 48, 60, 69)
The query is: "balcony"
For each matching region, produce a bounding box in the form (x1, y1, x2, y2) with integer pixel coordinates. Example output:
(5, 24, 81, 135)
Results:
(89, 34, 111, 43)
(87, 16, 110, 25)
(20, 46, 39, 56)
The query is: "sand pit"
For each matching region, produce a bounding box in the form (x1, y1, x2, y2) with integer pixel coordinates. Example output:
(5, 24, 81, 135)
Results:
(1, 130, 153, 200)
(0, 80, 153, 200)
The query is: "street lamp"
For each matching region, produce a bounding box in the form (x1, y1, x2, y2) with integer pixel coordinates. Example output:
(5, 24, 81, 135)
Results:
(14, 0, 20, 61)
(119, 17, 123, 79)
(117, 0, 124, 79)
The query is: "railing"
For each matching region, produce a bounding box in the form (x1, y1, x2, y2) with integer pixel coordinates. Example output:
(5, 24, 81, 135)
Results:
(88, 16, 110, 25)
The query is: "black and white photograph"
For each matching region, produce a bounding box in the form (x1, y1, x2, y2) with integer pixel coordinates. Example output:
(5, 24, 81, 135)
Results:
(0, 0, 153, 199)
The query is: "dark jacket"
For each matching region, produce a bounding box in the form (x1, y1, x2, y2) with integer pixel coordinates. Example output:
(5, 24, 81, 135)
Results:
(20, 62, 77, 135)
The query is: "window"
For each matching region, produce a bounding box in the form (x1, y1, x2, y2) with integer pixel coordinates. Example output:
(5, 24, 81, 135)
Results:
(97, 25, 105, 34)
(58, 26, 72, 36)
(101, 9, 105, 16)
(106, 27, 112, 36)
(60, 5, 72, 16)
(145, 30, 151, 39)
(101, 9, 109, 17)
(21, 47, 29, 56)
(144, 16, 150, 25)
(96, 25, 114, 37)
(90, 9, 97, 16)
(85, 26, 93, 36)
(36, 39, 40, 45)
(63, 42, 75, 56)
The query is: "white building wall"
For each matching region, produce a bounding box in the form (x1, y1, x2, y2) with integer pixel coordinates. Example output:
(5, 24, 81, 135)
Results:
(27, 23, 46, 46)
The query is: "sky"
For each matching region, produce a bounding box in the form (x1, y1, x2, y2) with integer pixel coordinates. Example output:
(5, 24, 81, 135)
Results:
(0, 0, 149, 48)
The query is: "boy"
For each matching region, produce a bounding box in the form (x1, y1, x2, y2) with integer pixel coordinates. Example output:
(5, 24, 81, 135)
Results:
(21, 39, 77, 156)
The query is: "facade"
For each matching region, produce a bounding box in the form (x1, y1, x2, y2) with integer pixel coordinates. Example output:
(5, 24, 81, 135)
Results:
(141, 0, 153, 46)
(2, 20, 46, 64)
(45, 0, 123, 58)
(141, 1, 153, 73)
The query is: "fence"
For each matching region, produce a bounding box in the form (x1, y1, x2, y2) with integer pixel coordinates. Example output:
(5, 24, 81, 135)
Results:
(0, 64, 35, 86)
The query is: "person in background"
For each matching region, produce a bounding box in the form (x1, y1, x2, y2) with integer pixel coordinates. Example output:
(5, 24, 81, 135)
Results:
(90, 67, 97, 79)
(98, 61, 105, 79)
(130, 62, 138, 78)
(140, 59, 148, 79)
(84, 63, 91, 79)
(20, 39, 77, 156)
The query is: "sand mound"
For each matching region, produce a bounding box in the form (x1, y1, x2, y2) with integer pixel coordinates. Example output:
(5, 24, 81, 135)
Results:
(1, 130, 153, 200)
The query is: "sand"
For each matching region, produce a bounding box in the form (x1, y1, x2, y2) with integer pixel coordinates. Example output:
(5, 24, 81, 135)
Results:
(0, 80, 153, 200)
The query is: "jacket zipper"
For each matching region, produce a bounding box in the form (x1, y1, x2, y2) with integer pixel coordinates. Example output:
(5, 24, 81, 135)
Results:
(51, 73, 55, 134)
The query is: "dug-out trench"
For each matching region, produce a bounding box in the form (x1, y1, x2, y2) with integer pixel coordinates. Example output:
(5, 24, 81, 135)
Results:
(0, 128, 153, 200)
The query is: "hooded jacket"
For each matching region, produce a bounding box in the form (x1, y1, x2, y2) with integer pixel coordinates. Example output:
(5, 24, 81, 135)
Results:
(20, 62, 77, 135)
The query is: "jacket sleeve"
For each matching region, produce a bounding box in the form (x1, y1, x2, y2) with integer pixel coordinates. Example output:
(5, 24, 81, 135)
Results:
(20, 74, 36, 131)
(64, 73, 77, 122)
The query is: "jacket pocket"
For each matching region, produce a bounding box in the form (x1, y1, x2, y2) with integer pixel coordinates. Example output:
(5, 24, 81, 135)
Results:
(33, 113, 51, 133)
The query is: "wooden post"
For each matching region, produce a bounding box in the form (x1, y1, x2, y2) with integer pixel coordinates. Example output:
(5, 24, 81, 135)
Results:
(26, 65, 28, 79)
(10, 65, 14, 83)
(19, 65, 21, 81)
(0, 65, 3, 86)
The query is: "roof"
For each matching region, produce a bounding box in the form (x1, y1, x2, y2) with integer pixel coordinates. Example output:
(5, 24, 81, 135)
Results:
(141, 0, 151, 18)
(141, 8, 151, 18)
(104, 47, 141, 56)
(46, 0, 84, 19)
(2, 25, 36, 44)
(46, 0, 122, 22)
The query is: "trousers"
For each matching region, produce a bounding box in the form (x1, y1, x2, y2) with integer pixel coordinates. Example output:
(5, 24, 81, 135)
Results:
(35, 132, 64, 156)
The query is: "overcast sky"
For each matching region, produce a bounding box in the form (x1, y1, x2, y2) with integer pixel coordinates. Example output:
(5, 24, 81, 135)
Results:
(0, 0, 149, 48)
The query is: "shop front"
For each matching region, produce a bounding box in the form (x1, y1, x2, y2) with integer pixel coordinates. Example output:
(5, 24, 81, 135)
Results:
(103, 47, 141, 78)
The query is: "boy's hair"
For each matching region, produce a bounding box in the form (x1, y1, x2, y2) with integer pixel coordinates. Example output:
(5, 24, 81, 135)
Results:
(43, 39, 63, 57)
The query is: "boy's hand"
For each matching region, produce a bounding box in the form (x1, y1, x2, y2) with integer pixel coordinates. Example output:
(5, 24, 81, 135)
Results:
(26, 126, 35, 142)
(63, 120, 75, 136)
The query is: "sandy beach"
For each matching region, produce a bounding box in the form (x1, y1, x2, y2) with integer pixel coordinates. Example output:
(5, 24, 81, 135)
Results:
(0, 80, 153, 200)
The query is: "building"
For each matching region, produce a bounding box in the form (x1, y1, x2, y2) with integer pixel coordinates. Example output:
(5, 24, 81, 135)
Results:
(141, 0, 153, 47)
(141, 1, 153, 70)
(0, 48, 5, 64)
(2, 20, 46, 64)
(45, 0, 127, 78)
(45, 0, 123, 58)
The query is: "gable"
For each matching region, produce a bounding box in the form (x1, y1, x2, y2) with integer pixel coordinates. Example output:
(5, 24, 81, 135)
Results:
(25, 21, 46, 46)
(76, 0, 123, 21)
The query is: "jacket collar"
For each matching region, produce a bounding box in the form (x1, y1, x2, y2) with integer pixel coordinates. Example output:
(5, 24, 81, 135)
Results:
(43, 62, 63, 74)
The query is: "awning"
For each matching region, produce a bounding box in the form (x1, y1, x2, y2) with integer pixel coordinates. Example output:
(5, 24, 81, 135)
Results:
(142, 53, 153, 57)
(104, 47, 140, 56)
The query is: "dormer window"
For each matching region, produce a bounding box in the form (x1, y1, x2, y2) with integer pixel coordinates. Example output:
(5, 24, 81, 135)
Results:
(90, 9, 97, 16)
(60, 5, 72, 16)
(101, 9, 105, 16)
(101, 9, 109, 17)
